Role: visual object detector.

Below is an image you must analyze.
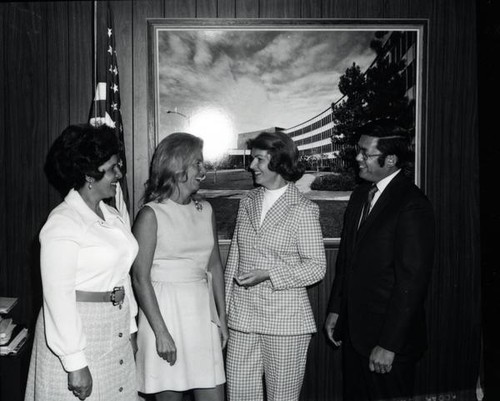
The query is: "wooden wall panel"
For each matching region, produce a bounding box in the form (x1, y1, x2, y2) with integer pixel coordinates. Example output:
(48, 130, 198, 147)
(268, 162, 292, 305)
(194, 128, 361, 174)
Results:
(197, 0, 218, 17)
(235, 0, 258, 18)
(4, 2, 49, 326)
(68, 1, 93, 124)
(132, 0, 164, 217)
(321, 0, 357, 18)
(259, 0, 302, 18)
(356, 0, 384, 18)
(382, 0, 411, 18)
(0, 3, 7, 296)
(164, 0, 194, 18)
(477, 2, 499, 398)
(217, 0, 236, 18)
(419, 0, 481, 397)
(301, 0, 322, 18)
(46, 1, 69, 210)
(28, 1, 73, 320)
(407, 0, 431, 18)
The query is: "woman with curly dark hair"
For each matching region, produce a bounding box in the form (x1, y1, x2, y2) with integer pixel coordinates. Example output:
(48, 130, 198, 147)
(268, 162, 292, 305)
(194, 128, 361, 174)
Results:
(224, 131, 327, 401)
(24, 124, 139, 401)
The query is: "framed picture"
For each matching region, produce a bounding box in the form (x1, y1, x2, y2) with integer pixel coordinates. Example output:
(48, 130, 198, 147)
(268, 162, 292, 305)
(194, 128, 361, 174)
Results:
(148, 19, 427, 243)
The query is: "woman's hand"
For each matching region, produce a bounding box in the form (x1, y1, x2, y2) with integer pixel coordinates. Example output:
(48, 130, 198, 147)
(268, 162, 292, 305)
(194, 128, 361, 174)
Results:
(68, 366, 92, 400)
(236, 269, 270, 288)
(219, 317, 229, 349)
(155, 330, 177, 366)
(324, 312, 342, 347)
(130, 332, 138, 357)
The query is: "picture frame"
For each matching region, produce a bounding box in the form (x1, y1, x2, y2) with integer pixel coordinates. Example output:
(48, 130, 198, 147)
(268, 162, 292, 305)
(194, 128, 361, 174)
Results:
(148, 19, 428, 243)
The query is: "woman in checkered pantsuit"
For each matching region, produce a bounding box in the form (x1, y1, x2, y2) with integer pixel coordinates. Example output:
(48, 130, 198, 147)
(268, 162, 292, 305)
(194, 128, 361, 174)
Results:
(224, 131, 327, 401)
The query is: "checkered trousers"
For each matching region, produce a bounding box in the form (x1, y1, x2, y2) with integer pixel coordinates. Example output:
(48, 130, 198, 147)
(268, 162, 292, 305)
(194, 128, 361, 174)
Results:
(225, 183, 326, 335)
(226, 329, 311, 401)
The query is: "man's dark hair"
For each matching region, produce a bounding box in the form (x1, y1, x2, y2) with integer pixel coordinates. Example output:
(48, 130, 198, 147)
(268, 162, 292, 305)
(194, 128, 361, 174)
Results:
(355, 119, 412, 168)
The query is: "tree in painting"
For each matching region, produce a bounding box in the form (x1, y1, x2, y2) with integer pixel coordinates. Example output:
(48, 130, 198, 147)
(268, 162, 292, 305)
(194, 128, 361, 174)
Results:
(331, 31, 415, 177)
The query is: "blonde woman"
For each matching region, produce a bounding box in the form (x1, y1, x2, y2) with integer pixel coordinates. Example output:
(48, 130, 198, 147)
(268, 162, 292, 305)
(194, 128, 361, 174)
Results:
(133, 133, 227, 401)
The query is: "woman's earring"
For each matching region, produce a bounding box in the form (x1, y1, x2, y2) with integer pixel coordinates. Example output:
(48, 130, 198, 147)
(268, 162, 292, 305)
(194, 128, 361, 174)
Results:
(88, 183, 92, 190)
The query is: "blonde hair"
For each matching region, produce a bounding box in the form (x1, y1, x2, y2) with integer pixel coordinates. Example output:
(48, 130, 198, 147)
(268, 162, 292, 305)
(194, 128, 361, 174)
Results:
(143, 132, 203, 203)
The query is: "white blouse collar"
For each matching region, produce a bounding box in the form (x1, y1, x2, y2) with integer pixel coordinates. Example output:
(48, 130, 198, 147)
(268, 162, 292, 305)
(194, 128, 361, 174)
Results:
(64, 189, 123, 225)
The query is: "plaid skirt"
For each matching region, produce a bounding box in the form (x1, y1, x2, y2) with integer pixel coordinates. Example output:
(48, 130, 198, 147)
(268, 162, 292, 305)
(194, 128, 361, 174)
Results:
(24, 297, 139, 401)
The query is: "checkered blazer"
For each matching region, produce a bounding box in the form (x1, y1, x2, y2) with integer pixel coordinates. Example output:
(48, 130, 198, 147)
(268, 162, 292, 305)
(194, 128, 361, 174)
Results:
(225, 183, 326, 335)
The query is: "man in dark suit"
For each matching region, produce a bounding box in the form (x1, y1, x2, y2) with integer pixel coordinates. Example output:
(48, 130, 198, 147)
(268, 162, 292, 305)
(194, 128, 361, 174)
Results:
(325, 119, 435, 401)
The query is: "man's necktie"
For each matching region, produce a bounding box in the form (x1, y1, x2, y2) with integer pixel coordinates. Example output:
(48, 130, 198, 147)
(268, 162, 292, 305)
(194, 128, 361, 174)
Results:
(359, 184, 378, 228)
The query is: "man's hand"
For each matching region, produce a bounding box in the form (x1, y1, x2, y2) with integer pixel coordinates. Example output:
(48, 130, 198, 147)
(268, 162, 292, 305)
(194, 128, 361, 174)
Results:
(369, 345, 395, 374)
(235, 269, 270, 287)
(324, 312, 342, 346)
(68, 366, 92, 400)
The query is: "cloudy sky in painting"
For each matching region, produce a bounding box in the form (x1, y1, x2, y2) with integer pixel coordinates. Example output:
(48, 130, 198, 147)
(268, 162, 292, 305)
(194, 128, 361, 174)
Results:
(157, 29, 377, 149)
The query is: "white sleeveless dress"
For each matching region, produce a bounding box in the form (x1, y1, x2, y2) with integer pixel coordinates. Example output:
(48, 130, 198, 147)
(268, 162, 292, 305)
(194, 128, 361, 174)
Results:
(135, 199, 225, 394)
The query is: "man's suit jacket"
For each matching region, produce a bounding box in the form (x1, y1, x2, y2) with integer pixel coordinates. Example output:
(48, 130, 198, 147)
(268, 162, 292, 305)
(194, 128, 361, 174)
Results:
(225, 183, 326, 335)
(328, 171, 435, 359)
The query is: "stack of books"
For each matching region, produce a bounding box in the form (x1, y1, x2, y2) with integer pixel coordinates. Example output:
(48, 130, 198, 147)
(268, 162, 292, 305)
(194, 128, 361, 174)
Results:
(0, 325, 29, 356)
(0, 317, 16, 345)
(0, 297, 18, 314)
(0, 297, 29, 356)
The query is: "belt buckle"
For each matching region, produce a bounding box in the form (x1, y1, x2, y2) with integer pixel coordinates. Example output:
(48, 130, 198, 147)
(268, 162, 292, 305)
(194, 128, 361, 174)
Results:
(110, 286, 124, 306)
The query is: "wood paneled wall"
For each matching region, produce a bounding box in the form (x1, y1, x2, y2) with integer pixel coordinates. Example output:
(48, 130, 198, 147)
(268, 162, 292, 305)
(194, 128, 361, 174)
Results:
(0, 1, 480, 400)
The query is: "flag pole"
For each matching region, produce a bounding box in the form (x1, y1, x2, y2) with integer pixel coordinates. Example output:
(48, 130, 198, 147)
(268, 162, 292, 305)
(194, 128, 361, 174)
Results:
(88, 1, 131, 224)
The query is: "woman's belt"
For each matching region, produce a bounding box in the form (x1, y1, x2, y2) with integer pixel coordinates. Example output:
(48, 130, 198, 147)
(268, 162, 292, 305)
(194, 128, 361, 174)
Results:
(75, 286, 125, 306)
(151, 262, 221, 327)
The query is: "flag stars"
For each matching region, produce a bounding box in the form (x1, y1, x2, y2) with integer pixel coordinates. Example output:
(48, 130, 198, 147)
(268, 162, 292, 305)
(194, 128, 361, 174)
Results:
(108, 45, 113, 55)
(107, 28, 112, 37)
(111, 102, 118, 111)
(112, 83, 119, 93)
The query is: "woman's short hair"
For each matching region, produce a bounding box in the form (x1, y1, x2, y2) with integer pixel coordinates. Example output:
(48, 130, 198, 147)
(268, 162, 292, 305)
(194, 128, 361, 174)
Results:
(143, 132, 203, 203)
(355, 119, 412, 168)
(45, 123, 121, 194)
(247, 131, 305, 182)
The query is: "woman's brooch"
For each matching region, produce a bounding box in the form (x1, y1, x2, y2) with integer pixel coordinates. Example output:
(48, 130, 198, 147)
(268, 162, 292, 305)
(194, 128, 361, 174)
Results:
(193, 198, 203, 212)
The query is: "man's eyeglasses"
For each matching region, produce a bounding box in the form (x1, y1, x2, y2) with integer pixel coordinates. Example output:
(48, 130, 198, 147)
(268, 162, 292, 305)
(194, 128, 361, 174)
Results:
(355, 147, 383, 161)
(359, 152, 383, 161)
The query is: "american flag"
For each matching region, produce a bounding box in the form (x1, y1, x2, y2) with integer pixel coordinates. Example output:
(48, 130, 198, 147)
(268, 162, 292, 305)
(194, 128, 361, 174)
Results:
(89, 2, 130, 226)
